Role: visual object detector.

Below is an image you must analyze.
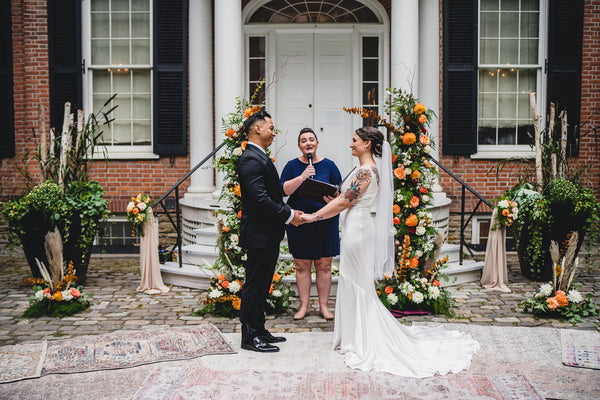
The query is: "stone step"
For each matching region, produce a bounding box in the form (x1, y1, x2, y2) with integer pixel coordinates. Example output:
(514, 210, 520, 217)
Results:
(439, 243, 460, 263)
(192, 226, 220, 246)
(439, 259, 484, 287)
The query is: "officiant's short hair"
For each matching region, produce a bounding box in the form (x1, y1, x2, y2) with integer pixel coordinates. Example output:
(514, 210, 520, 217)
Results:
(298, 127, 318, 143)
(244, 110, 271, 136)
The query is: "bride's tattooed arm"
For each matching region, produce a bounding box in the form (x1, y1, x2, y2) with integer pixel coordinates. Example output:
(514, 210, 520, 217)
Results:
(313, 168, 372, 221)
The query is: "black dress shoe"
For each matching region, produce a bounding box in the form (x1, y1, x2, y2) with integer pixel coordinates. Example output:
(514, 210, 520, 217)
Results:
(260, 331, 286, 343)
(241, 336, 280, 353)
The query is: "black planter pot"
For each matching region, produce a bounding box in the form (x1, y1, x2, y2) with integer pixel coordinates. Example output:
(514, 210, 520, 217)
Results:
(20, 212, 54, 279)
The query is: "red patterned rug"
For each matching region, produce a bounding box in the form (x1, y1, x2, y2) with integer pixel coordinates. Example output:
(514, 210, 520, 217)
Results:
(40, 324, 234, 376)
(134, 367, 543, 400)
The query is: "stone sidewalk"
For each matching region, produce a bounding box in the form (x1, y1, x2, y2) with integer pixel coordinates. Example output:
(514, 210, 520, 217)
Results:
(0, 252, 598, 347)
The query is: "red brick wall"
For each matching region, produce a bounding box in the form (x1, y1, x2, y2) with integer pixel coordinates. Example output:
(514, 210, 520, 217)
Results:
(1, 0, 191, 214)
(438, 0, 600, 213)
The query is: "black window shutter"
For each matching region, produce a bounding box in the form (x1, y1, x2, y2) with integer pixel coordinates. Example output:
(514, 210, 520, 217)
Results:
(0, 1, 14, 159)
(547, 0, 583, 157)
(48, 0, 82, 131)
(153, 0, 188, 156)
(442, 0, 477, 155)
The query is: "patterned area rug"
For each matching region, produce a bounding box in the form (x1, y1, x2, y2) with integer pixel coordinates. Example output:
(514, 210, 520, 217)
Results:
(134, 367, 543, 400)
(41, 324, 234, 376)
(0, 342, 46, 383)
(561, 329, 600, 370)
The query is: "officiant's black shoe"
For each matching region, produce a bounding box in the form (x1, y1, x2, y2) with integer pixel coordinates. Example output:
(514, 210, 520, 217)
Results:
(260, 331, 286, 343)
(241, 336, 280, 353)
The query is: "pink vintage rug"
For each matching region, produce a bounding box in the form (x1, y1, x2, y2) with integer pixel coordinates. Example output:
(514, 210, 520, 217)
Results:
(0, 342, 46, 383)
(561, 329, 600, 370)
(134, 367, 543, 400)
(40, 324, 234, 376)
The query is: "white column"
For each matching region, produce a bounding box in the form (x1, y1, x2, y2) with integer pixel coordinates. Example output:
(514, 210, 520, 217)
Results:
(391, 0, 420, 94)
(214, 0, 244, 195)
(186, 0, 214, 197)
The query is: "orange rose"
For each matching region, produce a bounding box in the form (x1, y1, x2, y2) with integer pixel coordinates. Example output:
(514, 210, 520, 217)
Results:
(221, 226, 230, 233)
(238, 210, 242, 219)
(244, 105, 261, 118)
(273, 273, 281, 282)
(402, 132, 417, 145)
(411, 170, 421, 180)
(241, 141, 247, 150)
(52, 291, 62, 301)
(384, 286, 394, 294)
(413, 103, 426, 114)
(269, 284, 274, 294)
(132, 208, 139, 215)
(393, 204, 401, 214)
(409, 196, 420, 208)
(408, 257, 419, 269)
(225, 128, 237, 138)
(222, 280, 230, 289)
(233, 184, 241, 197)
(420, 135, 430, 145)
(391, 154, 397, 163)
(218, 273, 226, 281)
(394, 167, 406, 180)
(393, 217, 401, 225)
(405, 214, 418, 227)
(555, 290, 569, 307)
(418, 114, 427, 124)
(43, 288, 51, 294)
(432, 280, 440, 287)
(546, 297, 560, 310)
(232, 298, 241, 310)
(502, 208, 510, 216)
(71, 288, 81, 298)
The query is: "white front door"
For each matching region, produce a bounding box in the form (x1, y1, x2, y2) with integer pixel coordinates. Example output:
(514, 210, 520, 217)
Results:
(273, 32, 355, 176)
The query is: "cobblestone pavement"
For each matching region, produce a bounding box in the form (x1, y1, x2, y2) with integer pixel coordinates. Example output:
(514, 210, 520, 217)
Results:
(0, 253, 598, 346)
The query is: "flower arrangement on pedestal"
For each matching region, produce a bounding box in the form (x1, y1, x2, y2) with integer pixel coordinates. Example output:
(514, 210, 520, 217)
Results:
(194, 84, 296, 318)
(491, 197, 519, 231)
(127, 193, 153, 236)
(344, 88, 453, 315)
(22, 228, 91, 318)
(522, 232, 597, 323)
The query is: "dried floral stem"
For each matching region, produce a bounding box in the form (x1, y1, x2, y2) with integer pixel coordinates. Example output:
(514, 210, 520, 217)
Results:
(530, 93, 543, 193)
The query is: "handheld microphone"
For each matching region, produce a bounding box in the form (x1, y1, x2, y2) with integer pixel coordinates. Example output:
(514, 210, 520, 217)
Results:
(306, 153, 314, 178)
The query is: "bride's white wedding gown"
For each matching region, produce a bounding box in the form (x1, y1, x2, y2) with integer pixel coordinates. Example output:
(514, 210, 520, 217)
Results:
(333, 167, 480, 377)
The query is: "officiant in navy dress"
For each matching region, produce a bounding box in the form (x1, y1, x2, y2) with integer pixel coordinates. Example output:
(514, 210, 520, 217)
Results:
(281, 128, 342, 321)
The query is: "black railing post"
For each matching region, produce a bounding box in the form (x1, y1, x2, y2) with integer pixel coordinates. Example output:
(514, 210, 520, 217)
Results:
(175, 186, 182, 269)
(460, 186, 466, 265)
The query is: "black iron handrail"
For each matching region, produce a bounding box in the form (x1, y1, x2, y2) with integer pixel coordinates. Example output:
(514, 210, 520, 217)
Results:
(152, 141, 226, 268)
(429, 157, 493, 264)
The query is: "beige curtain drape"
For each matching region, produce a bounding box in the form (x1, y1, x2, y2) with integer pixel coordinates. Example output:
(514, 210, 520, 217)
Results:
(137, 208, 170, 294)
(480, 208, 510, 292)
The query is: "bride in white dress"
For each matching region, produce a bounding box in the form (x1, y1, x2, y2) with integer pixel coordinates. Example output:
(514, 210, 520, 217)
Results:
(301, 126, 479, 378)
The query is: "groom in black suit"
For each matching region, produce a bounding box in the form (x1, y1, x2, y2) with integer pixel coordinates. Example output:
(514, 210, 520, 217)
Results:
(237, 110, 304, 352)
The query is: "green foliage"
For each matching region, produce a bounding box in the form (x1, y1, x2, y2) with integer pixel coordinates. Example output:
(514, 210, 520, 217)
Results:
(522, 284, 597, 324)
(545, 178, 579, 209)
(22, 285, 92, 319)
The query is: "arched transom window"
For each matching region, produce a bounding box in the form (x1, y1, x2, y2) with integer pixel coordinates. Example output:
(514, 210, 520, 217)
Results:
(249, 0, 380, 23)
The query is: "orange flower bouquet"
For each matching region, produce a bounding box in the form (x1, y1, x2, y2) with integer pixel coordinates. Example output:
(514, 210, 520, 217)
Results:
(127, 193, 153, 236)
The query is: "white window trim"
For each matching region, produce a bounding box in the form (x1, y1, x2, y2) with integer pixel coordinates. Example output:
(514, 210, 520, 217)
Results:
(82, 0, 157, 159)
(472, 0, 548, 159)
(471, 214, 492, 245)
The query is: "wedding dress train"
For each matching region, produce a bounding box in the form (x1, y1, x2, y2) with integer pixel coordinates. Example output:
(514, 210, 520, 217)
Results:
(333, 167, 479, 377)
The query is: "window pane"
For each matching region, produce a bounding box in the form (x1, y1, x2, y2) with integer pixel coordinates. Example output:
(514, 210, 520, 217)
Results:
(113, 70, 130, 93)
(111, 13, 130, 38)
(115, 96, 131, 119)
(111, 0, 129, 12)
(132, 39, 150, 64)
(521, 0, 539, 11)
(91, 0, 108, 12)
(498, 94, 516, 119)
(481, 0, 499, 11)
(362, 83, 377, 105)
(498, 123, 516, 144)
(478, 123, 496, 144)
(113, 121, 131, 145)
(132, 70, 151, 92)
(132, 12, 150, 38)
(500, 12, 518, 37)
(93, 69, 110, 93)
(517, 123, 534, 144)
(499, 39, 518, 64)
(133, 121, 151, 144)
(479, 69, 497, 92)
(518, 70, 536, 92)
(249, 59, 265, 81)
(501, 0, 519, 11)
(362, 37, 378, 57)
(481, 12, 499, 37)
(249, 37, 265, 57)
(91, 12, 109, 38)
(111, 39, 130, 64)
(498, 69, 517, 91)
(93, 95, 109, 119)
(132, 0, 150, 12)
(92, 39, 110, 64)
(480, 94, 498, 119)
(480, 39, 499, 64)
(520, 12, 539, 37)
(363, 59, 378, 81)
(132, 94, 151, 119)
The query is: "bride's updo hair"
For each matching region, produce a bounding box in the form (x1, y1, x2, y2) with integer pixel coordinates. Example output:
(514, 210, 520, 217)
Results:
(355, 126, 384, 157)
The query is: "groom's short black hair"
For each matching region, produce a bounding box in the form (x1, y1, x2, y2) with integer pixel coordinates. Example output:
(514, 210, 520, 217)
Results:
(244, 110, 271, 136)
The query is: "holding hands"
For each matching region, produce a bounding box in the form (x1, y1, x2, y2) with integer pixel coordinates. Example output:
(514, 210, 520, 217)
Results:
(301, 213, 318, 223)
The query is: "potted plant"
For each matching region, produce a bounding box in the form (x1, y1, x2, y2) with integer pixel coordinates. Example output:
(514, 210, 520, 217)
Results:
(1, 99, 115, 284)
(505, 96, 599, 281)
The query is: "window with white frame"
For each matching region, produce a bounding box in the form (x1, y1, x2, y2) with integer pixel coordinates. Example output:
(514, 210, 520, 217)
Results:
(477, 0, 543, 150)
(86, 0, 153, 153)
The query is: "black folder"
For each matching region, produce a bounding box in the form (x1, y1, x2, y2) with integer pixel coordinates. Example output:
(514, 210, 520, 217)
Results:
(296, 178, 339, 204)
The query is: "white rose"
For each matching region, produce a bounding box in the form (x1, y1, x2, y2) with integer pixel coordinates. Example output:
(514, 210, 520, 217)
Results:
(412, 291, 424, 304)
(138, 202, 147, 211)
(228, 280, 241, 293)
(387, 293, 398, 305)
(428, 286, 440, 299)
(35, 290, 45, 300)
(416, 226, 426, 235)
(422, 195, 429, 202)
(498, 200, 510, 209)
(423, 145, 431, 153)
(127, 202, 135, 212)
(415, 250, 423, 258)
(241, 254, 247, 261)
(233, 147, 243, 156)
(230, 234, 239, 243)
(404, 168, 412, 176)
(272, 290, 282, 298)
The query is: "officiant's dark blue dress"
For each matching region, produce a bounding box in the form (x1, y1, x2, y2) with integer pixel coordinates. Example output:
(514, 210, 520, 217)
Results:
(281, 158, 342, 259)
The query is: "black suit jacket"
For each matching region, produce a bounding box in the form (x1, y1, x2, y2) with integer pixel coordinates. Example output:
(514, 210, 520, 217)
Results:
(237, 143, 292, 249)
